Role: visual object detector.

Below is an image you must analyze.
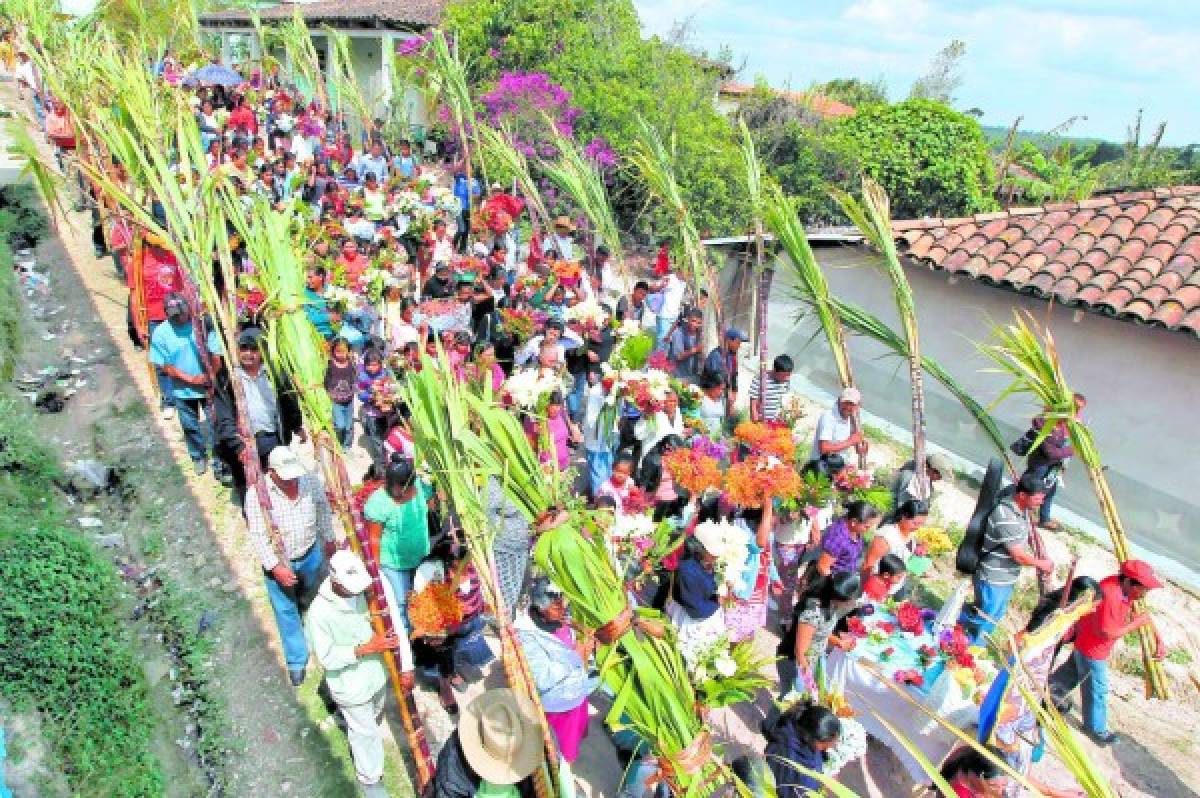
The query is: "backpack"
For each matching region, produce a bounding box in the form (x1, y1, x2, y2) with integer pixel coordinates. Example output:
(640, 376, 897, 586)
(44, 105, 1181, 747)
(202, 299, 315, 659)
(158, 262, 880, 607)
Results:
(1010, 426, 1038, 457)
(955, 457, 1007, 575)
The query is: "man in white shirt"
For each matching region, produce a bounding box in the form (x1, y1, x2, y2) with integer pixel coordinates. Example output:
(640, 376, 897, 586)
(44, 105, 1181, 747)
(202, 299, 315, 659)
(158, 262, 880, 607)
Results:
(352, 141, 390, 184)
(548, 215, 577, 261)
(653, 264, 688, 348)
(514, 320, 584, 367)
(305, 550, 408, 792)
(810, 386, 868, 463)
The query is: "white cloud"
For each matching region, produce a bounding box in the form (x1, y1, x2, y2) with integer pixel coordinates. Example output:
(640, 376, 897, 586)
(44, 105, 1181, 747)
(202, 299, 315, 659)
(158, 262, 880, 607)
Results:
(844, 0, 931, 26)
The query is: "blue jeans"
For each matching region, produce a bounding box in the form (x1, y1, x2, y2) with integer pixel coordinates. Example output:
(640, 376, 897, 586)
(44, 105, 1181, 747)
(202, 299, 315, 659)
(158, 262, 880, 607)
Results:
(585, 448, 614, 496)
(173, 396, 213, 463)
(566, 372, 587, 422)
(1051, 649, 1109, 735)
(654, 315, 677, 349)
(382, 566, 416, 634)
(265, 542, 326, 671)
(960, 575, 1016, 646)
(331, 400, 354, 447)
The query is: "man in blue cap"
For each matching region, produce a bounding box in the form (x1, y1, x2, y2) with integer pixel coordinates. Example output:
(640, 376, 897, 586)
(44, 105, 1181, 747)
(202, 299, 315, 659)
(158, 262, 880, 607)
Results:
(703, 327, 749, 415)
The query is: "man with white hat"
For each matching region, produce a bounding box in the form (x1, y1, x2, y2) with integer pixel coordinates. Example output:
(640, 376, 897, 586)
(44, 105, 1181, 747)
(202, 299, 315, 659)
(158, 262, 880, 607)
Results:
(810, 386, 868, 463)
(430, 688, 542, 798)
(245, 445, 335, 686)
(305, 549, 406, 793)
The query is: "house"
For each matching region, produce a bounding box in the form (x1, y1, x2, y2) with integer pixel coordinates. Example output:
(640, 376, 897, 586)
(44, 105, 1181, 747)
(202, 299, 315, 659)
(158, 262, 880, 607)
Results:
(199, 0, 446, 137)
(715, 81, 856, 120)
(705, 186, 1200, 584)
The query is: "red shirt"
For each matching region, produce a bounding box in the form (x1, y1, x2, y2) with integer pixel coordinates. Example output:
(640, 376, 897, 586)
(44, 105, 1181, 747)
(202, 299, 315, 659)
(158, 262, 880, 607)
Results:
(228, 106, 257, 134)
(1073, 575, 1131, 661)
(131, 242, 184, 322)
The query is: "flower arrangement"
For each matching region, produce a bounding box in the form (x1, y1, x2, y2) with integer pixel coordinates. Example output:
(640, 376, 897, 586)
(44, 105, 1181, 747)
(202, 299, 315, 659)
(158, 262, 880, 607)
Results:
(894, 601, 925, 636)
(689, 435, 730, 462)
(614, 318, 644, 339)
(823, 717, 868, 776)
(622, 485, 654, 516)
(550, 259, 582, 282)
(733, 420, 796, 460)
(392, 189, 422, 216)
(688, 637, 774, 709)
(724, 456, 804, 509)
(916, 526, 954, 556)
(503, 368, 562, 409)
(670, 378, 702, 415)
(432, 187, 461, 215)
(893, 669, 925, 687)
(564, 297, 607, 329)
(662, 447, 723, 495)
(370, 374, 401, 412)
(693, 520, 749, 592)
(938, 626, 976, 669)
(832, 466, 874, 492)
(324, 284, 357, 310)
(618, 368, 672, 415)
(499, 307, 537, 344)
(408, 581, 464, 638)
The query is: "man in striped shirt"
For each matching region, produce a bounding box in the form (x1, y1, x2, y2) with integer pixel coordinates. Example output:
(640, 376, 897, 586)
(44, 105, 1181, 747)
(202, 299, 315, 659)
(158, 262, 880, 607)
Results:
(246, 446, 336, 686)
(748, 354, 794, 422)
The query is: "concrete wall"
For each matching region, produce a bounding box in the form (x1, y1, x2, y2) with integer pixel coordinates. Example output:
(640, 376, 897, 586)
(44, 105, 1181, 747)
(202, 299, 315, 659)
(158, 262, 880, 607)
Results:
(714, 244, 1200, 579)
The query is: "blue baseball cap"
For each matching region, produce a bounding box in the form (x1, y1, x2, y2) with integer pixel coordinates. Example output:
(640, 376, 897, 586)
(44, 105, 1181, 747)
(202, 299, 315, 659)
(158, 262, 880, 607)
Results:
(724, 327, 750, 342)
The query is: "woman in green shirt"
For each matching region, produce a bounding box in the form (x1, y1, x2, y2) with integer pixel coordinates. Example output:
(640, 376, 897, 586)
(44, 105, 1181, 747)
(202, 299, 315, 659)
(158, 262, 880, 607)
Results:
(364, 455, 433, 633)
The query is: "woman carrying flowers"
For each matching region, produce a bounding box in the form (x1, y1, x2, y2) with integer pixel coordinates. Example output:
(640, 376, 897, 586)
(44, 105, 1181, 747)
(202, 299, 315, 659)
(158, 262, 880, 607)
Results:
(815, 500, 883, 578)
(724, 502, 781, 643)
(523, 390, 581, 472)
(784, 571, 863, 698)
(364, 456, 433, 634)
(666, 531, 726, 655)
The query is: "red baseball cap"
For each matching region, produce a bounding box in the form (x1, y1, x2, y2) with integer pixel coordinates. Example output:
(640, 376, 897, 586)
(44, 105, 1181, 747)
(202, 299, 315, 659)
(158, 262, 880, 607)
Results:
(1120, 559, 1162, 589)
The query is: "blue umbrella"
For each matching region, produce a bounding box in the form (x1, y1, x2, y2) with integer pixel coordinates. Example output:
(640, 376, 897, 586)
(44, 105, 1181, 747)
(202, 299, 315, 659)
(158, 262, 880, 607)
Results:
(183, 63, 244, 88)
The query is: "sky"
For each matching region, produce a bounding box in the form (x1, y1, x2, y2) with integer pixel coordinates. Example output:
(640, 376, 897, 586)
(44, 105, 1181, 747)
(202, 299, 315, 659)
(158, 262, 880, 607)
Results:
(634, 0, 1199, 145)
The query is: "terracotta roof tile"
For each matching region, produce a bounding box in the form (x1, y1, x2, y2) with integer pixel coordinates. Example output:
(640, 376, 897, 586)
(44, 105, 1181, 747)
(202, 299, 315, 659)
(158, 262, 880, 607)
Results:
(893, 186, 1200, 337)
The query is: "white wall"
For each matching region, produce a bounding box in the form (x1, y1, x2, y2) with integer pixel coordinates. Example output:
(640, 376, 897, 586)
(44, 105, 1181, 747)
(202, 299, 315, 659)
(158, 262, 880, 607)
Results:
(716, 245, 1200, 577)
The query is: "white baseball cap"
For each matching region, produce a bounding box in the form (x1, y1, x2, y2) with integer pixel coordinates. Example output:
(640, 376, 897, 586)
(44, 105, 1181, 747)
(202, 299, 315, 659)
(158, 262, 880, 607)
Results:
(838, 386, 862, 404)
(329, 549, 372, 595)
(267, 446, 306, 480)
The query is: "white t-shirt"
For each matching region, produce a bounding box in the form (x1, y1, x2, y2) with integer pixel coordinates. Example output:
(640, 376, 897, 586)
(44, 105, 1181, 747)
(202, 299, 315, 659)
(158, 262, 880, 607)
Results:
(810, 405, 854, 461)
(658, 273, 687, 320)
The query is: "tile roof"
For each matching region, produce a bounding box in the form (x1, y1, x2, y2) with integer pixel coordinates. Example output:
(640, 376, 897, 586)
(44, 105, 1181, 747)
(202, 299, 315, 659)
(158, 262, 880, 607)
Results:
(201, 1, 444, 29)
(893, 187, 1200, 338)
(718, 81, 856, 119)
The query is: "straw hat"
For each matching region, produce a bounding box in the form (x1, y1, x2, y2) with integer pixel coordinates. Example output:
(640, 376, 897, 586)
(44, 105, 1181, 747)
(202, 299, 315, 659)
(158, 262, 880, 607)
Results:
(552, 215, 576, 232)
(458, 689, 542, 785)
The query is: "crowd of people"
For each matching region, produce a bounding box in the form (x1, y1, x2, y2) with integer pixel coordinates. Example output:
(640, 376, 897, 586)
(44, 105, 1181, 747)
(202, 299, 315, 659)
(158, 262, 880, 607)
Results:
(11, 42, 1173, 798)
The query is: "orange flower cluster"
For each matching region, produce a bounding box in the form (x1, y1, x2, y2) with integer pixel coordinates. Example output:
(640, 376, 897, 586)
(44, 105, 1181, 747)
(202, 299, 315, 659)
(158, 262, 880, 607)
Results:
(408, 582, 464, 638)
(663, 447, 724, 495)
(733, 421, 796, 460)
(550, 259, 582, 281)
(724, 456, 804, 508)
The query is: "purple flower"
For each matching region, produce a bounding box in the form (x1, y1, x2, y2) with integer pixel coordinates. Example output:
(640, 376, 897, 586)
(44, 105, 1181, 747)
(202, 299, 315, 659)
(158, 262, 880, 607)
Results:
(396, 34, 430, 57)
(584, 136, 617, 169)
(487, 48, 501, 59)
(691, 435, 730, 461)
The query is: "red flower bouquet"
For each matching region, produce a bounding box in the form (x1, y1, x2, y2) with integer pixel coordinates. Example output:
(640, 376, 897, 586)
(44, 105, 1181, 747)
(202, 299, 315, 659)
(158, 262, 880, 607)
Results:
(894, 601, 924, 635)
(622, 486, 653, 515)
(894, 669, 925, 687)
(845, 616, 868, 638)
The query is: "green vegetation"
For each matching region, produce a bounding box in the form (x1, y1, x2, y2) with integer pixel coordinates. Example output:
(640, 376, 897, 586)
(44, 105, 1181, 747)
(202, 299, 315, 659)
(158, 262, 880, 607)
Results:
(833, 100, 996, 219)
(0, 396, 165, 796)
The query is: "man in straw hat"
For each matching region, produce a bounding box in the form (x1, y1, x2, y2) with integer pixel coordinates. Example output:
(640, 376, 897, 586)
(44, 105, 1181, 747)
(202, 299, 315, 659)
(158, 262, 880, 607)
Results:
(430, 688, 541, 798)
(305, 549, 409, 793)
(549, 215, 578, 262)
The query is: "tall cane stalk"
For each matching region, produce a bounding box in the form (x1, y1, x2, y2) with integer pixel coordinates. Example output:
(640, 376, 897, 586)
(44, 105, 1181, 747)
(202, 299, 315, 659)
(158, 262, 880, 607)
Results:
(738, 119, 775, 416)
(629, 114, 722, 330)
(979, 310, 1169, 699)
(541, 120, 624, 275)
(834, 178, 928, 496)
(764, 184, 867, 468)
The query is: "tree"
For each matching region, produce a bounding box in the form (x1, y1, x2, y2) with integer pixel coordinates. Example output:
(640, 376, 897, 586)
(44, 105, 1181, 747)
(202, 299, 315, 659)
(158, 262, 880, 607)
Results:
(814, 77, 888, 108)
(833, 99, 996, 219)
(909, 39, 965, 105)
(1098, 110, 1178, 190)
(442, 0, 750, 236)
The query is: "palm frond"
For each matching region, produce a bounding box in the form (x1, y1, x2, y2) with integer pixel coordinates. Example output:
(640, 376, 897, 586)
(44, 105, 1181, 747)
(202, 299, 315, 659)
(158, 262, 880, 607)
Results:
(5, 117, 68, 226)
(478, 125, 551, 231)
(979, 310, 1169, 699)
(540, 119, 623, 263)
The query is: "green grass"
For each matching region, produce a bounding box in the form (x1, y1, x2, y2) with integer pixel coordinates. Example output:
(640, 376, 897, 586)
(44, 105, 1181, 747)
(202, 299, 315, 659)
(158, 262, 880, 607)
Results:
(0, 396, 166, 796)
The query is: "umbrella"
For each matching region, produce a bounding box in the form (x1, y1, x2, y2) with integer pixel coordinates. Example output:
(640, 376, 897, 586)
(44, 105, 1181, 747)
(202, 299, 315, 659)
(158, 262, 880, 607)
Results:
(183, 63, 244, 88)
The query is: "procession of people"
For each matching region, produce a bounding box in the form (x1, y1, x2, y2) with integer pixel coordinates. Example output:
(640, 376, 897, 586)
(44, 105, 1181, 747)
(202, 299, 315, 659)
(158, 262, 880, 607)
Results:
(7, 27, 1175, 798)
